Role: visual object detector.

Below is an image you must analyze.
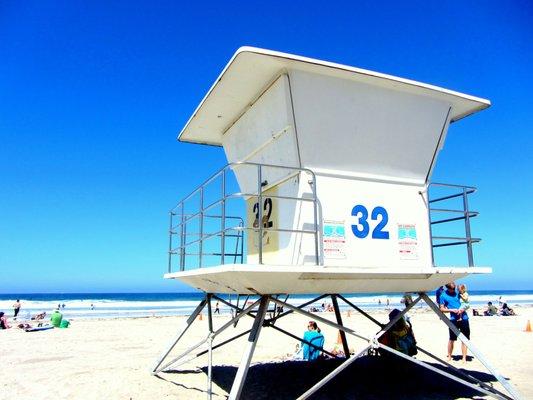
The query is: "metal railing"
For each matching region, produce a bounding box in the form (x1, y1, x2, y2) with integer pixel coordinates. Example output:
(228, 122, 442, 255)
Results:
(168, 162, 319, 273)
(428, 182, 481, 266)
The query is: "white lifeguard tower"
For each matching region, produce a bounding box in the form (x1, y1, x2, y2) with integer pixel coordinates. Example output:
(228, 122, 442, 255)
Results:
(152, 48, 521, 400)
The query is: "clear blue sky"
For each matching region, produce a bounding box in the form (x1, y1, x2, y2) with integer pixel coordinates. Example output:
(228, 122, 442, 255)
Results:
(1, 1, 531, 293)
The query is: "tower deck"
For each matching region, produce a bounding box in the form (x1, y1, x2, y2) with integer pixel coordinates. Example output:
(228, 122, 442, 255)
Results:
(165, 265, 491, 294)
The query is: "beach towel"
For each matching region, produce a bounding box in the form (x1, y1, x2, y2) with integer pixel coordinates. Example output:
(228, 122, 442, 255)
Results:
(303, 331, 325, 361)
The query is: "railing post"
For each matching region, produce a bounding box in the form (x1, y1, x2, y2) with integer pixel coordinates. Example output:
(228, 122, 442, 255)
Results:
(168, 211, 173, 274)
(462, 187, 474, 267)
(180, 203, 186, 271)
(311, 173, 320, 265)
(427, 185, 435, 267)
(240, 221, 244, 264)
(199, 187, 204, 268)
(221, 169, 226, 265)
(257, 165, 263, 265)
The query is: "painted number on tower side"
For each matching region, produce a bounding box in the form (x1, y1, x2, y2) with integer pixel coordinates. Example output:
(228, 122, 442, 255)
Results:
(351, 204, 389, 239)
(253, 198, 273, 228)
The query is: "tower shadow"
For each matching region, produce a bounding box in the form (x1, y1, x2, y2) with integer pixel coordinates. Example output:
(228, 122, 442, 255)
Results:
(187, 356, 500, 399)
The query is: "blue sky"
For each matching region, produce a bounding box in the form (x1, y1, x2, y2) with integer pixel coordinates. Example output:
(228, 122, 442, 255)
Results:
(0, 1, 531, 293)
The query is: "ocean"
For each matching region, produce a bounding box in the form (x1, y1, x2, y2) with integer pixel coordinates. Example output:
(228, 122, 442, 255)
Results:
(1, 290, 531, 320)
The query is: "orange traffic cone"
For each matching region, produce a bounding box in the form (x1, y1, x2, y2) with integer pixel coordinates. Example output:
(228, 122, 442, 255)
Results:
(525, 320, 532, 332)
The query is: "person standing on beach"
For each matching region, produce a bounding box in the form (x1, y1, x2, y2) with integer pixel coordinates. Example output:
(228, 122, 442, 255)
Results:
(13, 299, 21, 319)
(439, 282, 470, 363)
(436, 286, 444, 305)
(214, 301, 220, 314)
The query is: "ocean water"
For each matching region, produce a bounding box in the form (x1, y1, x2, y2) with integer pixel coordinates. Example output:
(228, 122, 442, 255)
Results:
(0, 290, 531, 320)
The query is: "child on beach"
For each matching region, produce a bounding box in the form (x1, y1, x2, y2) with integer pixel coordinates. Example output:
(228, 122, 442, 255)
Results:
(457, 284, 470, 321)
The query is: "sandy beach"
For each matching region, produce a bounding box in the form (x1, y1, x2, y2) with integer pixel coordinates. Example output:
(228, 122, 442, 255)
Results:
(2, 305, 532, 399)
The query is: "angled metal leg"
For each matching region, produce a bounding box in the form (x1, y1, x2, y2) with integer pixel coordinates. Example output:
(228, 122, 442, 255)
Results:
(228, 296, 270, 400)
(378, 343, 510, 400)
(161, 298, 261, 372)
(416, 345, 510, 398)
(337, 293, 382, 327)
(374, 295, 421, 340)
(158, 336, 210, 372)
(151, 298, 206, 374)
(207, 294, 213, 400)
(331, 294, 350, 358)
(420, 293, 522, 400)
(266, 293, 329, 325)
(268, 296, 369, 342)
(297, 344, 372, 399)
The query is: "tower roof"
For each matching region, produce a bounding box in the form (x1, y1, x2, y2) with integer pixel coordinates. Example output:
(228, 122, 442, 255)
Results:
(178, 47, 490, 146)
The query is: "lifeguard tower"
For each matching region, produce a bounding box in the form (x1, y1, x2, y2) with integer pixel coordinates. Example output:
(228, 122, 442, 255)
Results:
(152, 48, 521, 400)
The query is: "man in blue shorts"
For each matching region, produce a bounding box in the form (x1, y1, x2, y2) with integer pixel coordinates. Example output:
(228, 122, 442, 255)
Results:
(439, 282, 469, 363)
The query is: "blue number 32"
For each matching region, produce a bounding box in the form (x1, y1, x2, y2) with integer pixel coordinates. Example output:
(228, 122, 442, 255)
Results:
(351, 205, 390, 239)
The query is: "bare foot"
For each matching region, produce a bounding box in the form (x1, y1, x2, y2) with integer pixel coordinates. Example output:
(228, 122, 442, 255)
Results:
(447, 355, 452, 362)
(462, 358, 467, 364)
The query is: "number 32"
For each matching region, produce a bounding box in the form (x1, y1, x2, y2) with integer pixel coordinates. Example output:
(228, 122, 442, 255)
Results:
(351, 205, 389, 239)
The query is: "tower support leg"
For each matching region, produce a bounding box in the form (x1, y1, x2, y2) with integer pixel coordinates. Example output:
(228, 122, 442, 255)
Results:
(206, 294, 214, 400)
(151, 298, 206, 374)
(228, 296, 270, 400)
(420, 293, 522, 400)
(331, 294, 350, 358)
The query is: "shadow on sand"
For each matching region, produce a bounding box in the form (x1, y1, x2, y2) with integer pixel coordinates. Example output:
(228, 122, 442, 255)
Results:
(163, 355, 499, 399)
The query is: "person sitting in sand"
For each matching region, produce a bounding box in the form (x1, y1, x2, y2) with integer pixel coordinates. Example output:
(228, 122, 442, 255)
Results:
(32, 312, 47, 326)
(0, 312, 11, 329)
(302, 321, 325, 361)
(32, 311, 46, 320)
(291, 343, 304, 360)
(484, 301, 498, 316)
(50, 308, 63, 328)
(379, 309, 417, 356)
(500, 303, 515, 316)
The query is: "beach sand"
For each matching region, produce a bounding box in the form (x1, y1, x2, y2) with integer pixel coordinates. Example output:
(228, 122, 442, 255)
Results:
(2, 305, 532, 399)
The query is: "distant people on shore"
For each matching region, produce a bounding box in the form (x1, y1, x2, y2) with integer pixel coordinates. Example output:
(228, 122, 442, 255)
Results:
(13, 299, 21, 319)
(302, 321, 325, 361)
(0, 312, 11, 329)
(32, 312, 46, 320)
(439, 282, 470, 363)
(214, 301, 220, 314)
(401, 294, 413, 307)
(501, 303, 515, 316)
(309, 303, 334, 313)
(484, 302, 498, 316)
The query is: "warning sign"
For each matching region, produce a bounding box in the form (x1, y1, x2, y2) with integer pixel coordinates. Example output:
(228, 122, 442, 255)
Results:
(323, 220, 346, 259)
(398, 224, 419, 260)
